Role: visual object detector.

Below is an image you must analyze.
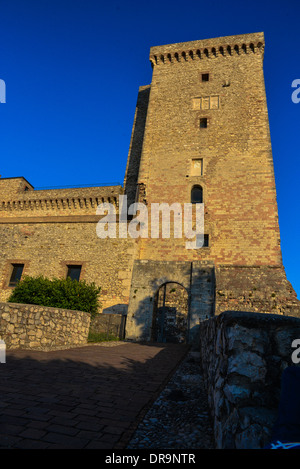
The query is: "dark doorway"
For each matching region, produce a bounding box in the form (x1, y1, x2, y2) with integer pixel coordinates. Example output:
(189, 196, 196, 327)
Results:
(151, 283, 189, 343)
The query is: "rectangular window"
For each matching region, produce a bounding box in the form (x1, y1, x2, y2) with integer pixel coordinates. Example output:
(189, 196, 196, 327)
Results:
(9, 264, 24, 286)
(200, 118, 208, 128)
(203, 234, 209, 247)
(202, 73, 209, 82)
(67, 265, 82, 281)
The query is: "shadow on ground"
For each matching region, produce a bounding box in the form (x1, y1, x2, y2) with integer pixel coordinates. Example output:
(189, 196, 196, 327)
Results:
(0, 342, 189, 449)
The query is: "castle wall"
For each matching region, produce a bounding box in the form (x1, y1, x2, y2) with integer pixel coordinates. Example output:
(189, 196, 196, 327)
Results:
(123, 85, 151, 208)
(0, 181, 121, 217)
(0, 179, 137, 313)
(215, 265, 300, 317)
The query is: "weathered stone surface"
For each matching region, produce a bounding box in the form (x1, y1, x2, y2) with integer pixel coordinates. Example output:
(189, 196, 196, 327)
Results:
(227, 324, 268, 354)
(274, 328, 300, 357)
(198, 310, 300, 449)
(223, 384, 250, 404)
(0, 302, 91, 350)
(227, 352, 266, 382)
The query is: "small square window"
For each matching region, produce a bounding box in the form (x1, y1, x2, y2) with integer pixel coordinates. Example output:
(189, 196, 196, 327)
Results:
(67, 265, 82, 281)
(202, 73, 209, 82)
(9, 264, 24, 286)
(200, 118, 208, 128)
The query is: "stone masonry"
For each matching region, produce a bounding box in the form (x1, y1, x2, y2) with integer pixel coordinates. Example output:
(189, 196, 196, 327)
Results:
(0, 301, 91, 350)
(198, 311, 300, 448)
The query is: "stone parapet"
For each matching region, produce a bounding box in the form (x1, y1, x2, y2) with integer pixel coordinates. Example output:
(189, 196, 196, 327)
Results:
(0, 302, 91, 350)
(150, 32, 265, 66)
(0, 178, 122, 217)
(198, 311, 300, 448)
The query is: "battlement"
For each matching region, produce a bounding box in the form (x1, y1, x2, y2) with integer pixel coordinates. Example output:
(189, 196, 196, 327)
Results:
(0, 177, 122, 218)
(150, 32, 264, 65)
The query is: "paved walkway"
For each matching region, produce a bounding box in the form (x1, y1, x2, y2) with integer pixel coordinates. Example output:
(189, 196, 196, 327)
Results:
(0, 342, 189, 449)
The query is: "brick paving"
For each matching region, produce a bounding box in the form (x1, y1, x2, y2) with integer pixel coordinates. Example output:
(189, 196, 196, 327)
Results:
(0, 342, 189, 449)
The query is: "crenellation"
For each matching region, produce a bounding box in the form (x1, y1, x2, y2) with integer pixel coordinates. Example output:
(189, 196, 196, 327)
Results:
(150, 33, 265, 66)
(0, 184, 122, 217)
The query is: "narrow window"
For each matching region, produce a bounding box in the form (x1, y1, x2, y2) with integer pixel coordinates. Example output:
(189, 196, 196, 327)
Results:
(67, 265, 82, 281)
(203, 234, 209, 247)
(9, 264, 24, 286)
(202, 73, 209, 82)
(191, 185, 203, 204)
(200, 118, 208, 128)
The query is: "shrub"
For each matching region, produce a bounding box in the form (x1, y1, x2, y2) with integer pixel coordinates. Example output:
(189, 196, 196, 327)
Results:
(8, 275, 101, 317)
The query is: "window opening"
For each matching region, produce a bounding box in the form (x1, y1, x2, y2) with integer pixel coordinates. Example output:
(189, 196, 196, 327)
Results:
(191, 185, 203, 204)
(67, 265, 82, 281)
(9, 264, 24, 287)
(200, 118, 208, 128)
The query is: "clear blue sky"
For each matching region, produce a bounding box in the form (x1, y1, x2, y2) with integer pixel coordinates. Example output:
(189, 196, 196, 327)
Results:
(0, 0, 299, 298)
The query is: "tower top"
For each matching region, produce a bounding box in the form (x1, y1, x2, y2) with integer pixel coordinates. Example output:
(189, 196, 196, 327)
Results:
(149, 32, 265, 65)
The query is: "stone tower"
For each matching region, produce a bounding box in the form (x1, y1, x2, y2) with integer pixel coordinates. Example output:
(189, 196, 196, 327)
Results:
(124, 32, 300, 342)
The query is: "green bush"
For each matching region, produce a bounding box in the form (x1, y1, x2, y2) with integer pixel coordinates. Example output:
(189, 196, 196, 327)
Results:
(8, 275, 101, 317)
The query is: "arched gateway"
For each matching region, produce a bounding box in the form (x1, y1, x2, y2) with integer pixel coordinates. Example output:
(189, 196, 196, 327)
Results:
(125, 260, 215, 344)
(151, 282, 189, 343)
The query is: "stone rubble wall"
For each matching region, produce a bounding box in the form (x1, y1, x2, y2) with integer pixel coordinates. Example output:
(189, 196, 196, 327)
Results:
(0, 302, 91, 350)
(198, 310, 300, 449)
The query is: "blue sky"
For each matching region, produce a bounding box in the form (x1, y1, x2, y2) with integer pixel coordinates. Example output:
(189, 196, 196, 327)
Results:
(0, 0, 299, 298)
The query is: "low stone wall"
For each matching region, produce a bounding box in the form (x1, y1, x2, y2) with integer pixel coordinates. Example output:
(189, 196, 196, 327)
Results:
(198, 311, 300, 449)
(0, 302, 91, 350)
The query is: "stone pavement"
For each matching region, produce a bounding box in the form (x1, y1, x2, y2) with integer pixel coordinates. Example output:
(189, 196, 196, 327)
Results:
(0, 342, 189, 449)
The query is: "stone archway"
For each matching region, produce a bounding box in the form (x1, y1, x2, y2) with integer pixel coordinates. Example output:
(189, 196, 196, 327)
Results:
(151, 282, 189, 343)
(125, 260, 215, 343)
